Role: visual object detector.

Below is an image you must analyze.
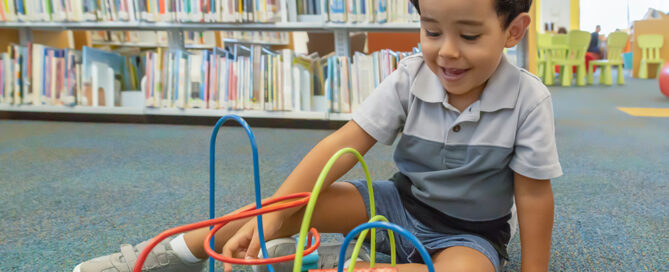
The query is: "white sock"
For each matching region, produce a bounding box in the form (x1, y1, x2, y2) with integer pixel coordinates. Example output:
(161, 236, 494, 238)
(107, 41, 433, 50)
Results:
(169, 234, 204, 264)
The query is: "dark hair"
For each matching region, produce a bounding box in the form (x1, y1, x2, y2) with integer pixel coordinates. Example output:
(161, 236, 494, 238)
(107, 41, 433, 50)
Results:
(409, 0, 533, 28)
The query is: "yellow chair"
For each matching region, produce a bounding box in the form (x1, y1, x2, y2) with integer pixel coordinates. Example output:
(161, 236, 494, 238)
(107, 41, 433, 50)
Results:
(638, 34, 665, 79)
(544, 34, 568, 86)
(589, 32, 629, 85)
(552, 31, 591, 86)
(537, 33, 553, 84)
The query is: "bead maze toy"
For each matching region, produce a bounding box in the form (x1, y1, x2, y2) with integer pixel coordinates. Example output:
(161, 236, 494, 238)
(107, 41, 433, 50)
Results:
(133, 115, 435, 272)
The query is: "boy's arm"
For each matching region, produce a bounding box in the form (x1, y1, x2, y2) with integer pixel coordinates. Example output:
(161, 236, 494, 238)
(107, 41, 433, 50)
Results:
(514, 172, 554, 272)
(271, 120, 377, 202)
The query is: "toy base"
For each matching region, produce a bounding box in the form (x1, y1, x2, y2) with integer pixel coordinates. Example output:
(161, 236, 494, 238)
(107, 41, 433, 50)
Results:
(309, 268, 399, 272)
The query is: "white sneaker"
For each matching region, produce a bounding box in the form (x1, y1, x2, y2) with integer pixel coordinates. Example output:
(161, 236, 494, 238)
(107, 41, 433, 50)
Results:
(252, 237, 371, 272)
(73, 237, 206, 272)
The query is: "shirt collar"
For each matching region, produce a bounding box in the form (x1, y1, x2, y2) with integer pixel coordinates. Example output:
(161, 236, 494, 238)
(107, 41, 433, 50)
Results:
(410, 55, 521, 112)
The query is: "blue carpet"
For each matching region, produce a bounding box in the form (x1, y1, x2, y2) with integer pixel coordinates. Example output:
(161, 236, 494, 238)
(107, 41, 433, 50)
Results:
(0, 78, 667, 271)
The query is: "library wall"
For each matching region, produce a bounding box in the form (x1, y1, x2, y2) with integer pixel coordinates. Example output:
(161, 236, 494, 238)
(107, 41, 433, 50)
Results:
(32, 30, 75, 48)
(0, 29, 19, 50)
(368, 33, 420, 53)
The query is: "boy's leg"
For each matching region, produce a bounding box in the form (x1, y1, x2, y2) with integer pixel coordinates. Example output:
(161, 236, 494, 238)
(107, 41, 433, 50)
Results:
(183, 181, 370, 259)
(182, 182, 496, 272)
(350, 246, 495, 272)
(430, 247, 496, 272)
(279, 181, 370, 233)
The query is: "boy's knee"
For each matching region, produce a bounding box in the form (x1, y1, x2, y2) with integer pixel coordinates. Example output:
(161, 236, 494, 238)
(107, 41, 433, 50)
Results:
(432, 246, 496, 272)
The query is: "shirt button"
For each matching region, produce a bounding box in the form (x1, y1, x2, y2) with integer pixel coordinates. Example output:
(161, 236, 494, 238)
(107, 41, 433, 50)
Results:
(452, 125, 461, 132)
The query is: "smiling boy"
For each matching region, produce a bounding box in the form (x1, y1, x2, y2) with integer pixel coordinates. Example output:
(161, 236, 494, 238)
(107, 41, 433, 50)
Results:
(75, 0, 561, 271)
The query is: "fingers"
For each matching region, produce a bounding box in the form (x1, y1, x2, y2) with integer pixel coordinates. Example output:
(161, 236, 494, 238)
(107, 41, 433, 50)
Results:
(222, 240, 235, 272)
(222, 224, 253, 271)
(246, 226, 261, 259)
(221, 215, 282, 271)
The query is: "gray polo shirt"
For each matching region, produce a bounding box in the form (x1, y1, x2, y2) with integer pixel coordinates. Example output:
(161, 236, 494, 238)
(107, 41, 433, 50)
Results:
(353, 53, 562, 223)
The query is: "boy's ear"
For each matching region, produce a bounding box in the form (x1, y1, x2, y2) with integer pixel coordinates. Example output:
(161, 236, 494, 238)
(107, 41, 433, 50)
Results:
(505, 13, 531, 48)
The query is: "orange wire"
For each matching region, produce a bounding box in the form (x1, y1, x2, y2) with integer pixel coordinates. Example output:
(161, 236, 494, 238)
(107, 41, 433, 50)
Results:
(133, 192, 316, 272)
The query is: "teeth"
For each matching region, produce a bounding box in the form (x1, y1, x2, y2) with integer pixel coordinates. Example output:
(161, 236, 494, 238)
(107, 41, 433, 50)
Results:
(444, 68, 465, 74)
(445, 69, 464, 75)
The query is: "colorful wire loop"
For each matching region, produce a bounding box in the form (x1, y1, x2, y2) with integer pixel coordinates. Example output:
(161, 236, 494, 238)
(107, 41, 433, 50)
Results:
(133, 115, 435, 272)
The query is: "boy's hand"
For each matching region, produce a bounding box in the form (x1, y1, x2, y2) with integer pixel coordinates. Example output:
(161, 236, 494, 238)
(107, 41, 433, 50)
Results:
(222, 213, 285, 272)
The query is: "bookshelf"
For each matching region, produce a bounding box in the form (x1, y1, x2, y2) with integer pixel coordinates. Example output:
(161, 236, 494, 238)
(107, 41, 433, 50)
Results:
(0, 20, 420, 126)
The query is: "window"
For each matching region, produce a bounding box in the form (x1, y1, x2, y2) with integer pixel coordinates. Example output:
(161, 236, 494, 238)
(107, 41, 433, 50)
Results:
(580, 0, 669, 34)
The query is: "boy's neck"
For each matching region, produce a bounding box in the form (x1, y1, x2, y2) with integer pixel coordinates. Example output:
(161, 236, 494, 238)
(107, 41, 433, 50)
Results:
(447, 81, 488, 113)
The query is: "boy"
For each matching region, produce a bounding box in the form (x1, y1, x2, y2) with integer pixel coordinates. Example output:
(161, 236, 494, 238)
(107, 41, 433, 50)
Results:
(74, 0, 561, 271)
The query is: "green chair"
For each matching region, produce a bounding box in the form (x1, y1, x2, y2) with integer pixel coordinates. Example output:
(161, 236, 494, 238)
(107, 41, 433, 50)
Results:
(637, 34, 665, 79)
(589, 32, 629, 85)
(544, 34, 568, 86)
(537, 33, 553, 83)
(552, 31, 591, 86)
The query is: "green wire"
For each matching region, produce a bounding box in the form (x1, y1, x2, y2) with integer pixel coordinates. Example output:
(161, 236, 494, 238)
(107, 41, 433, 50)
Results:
(292, 147, 398, 271)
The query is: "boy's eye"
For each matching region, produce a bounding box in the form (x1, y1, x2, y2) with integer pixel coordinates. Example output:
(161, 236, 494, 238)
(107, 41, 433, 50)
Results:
(425, 30, 440, 37)
(461, 34, 481, 41)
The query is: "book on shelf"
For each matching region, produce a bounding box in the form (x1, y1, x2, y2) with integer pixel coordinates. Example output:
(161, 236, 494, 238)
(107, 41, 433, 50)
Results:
(137, 45, 421, 114)
(143, 44, 307, 112)
(1, 36, 422, 116)
(184, 31, 217, 47)
(31, 44, 65, 105)
(322, 48, 415, 113)
(91, 31, 169, 47)
(0, 0, 418, 23)
(0, 42, 144, 107)
(89, 30, 288, 50)
(0, 44, 29, 105)
(220, 31, 290, 46)
(0, 0, 282, 23)
(63, 48, 82, 106)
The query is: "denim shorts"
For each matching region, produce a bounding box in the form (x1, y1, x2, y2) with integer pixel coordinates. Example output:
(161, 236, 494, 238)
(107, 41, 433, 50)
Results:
(344, 179, 502, 271)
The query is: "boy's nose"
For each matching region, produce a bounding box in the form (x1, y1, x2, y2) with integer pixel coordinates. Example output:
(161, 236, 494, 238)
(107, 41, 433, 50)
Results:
(438, 39, 460, 59)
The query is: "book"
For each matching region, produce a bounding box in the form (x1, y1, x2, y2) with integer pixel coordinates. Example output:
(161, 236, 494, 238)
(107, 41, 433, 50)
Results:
(62, 49, 82, 106)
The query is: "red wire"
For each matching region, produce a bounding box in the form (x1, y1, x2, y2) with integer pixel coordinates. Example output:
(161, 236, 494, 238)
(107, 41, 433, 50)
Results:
(308, 232, 313, 248)
(133, 192, 316, 272)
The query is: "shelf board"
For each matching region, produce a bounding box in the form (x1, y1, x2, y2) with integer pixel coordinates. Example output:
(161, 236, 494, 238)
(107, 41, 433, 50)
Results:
(0, 105, 352, 128)
(92, 40, 170, 48)
(143, 108, 328, 120)
(0, 22, 326, 31)
(221, 38, 289, 46)
(328, 113, 353, 121)
(1, 105, 329, 119)
(325, 22, 419, 32)
(0, 21, 420, 32)
(0, 104, 144, 114)
(92, 41, 216, 49)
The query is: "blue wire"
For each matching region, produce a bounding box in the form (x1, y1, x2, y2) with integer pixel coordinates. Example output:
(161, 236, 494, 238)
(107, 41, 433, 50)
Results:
(337, 222, 435, 272)
(209, 115, 274, 272)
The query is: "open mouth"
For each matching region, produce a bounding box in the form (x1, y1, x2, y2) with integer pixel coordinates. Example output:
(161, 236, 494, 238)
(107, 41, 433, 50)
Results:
(440, 67, 470, 82)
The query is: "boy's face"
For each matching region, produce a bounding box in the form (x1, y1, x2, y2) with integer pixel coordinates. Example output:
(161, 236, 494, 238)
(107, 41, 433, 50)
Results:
(419, 0, 527, 97)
